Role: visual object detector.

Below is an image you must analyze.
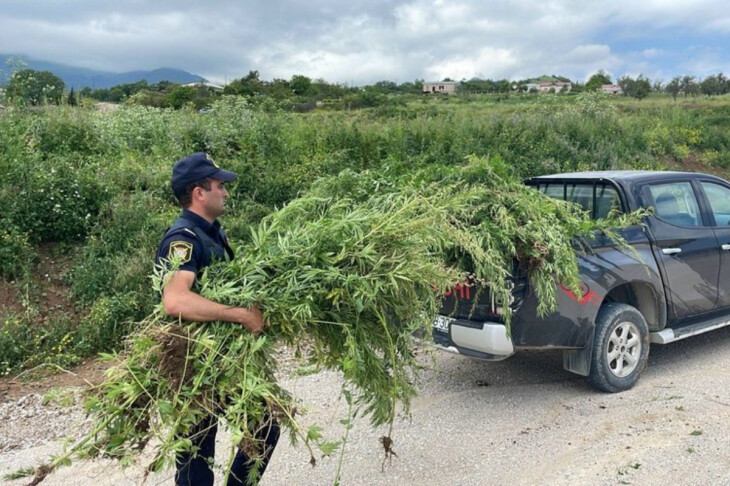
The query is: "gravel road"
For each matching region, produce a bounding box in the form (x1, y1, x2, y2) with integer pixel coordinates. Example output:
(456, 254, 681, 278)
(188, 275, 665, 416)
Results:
(2, 326, 730, 486)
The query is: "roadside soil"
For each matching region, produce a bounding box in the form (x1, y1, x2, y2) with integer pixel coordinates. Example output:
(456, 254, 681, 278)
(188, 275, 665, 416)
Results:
(1, 325, 730, 486)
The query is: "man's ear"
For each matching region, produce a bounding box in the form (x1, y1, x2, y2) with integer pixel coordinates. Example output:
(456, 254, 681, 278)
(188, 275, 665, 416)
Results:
(192, 186, 206, 201)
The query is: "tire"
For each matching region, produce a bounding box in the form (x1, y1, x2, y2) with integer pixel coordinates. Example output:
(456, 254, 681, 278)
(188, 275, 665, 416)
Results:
(587, 303, 650, 393)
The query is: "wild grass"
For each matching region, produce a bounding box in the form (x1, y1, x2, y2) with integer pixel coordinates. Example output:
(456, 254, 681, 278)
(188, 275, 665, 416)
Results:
(1, 93, 729, 372)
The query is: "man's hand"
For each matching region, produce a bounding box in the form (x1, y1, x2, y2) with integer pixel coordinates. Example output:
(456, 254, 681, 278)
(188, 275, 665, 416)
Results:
(230, 306, 270, 334)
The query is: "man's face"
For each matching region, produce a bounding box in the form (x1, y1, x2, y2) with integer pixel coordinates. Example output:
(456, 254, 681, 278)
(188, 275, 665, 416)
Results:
(200, 179, 229, 219)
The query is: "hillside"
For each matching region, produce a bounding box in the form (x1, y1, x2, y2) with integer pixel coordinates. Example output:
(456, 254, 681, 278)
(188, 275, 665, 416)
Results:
(0, 54, 205, 89)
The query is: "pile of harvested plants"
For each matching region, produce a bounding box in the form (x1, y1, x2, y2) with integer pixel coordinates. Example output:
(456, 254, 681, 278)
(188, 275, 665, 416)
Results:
(14, 157, 646, 485)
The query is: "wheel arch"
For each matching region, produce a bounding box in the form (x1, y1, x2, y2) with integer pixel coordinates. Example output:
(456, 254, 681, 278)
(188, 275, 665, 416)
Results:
(602, 281, 666, 332)
(564, 280, 664, 378)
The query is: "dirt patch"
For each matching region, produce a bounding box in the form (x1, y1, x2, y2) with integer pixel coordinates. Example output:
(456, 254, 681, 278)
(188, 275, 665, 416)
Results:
(666, 153, 730, 179)
(30, 243, 78, 319)
(0, 359, 111, 403)
(0, 242, 100, 402)
(0, 281, 23, 318)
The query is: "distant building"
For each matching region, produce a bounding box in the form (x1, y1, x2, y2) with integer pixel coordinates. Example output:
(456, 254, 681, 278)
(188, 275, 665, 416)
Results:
(422, 81, 459, 94)
(525, 81, 572, 93)
(184, 81, 224, 91)
(540, 82, 572, 93)
(601, 84, 623, 95)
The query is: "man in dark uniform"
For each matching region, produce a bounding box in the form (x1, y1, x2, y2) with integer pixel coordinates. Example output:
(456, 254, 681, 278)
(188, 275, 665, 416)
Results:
(155, 152, 279, 486)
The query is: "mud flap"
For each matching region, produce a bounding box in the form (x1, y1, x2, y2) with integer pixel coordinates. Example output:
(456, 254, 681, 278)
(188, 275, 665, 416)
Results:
(562, 330, 595, 377)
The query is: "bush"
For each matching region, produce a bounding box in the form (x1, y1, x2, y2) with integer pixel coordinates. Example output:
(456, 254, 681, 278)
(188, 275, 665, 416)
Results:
(27, 109, 104, 157)
(0, 314, 79, 373)
(2, 157, 110, 243)
(0, 316, 34, 374)
(0, 226, 34, 278)
(69, 192, 176, 304)
(74, 294, 144, 355)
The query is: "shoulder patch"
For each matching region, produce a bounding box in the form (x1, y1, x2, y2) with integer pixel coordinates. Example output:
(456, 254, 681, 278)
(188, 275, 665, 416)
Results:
(168, 241, 193, 264)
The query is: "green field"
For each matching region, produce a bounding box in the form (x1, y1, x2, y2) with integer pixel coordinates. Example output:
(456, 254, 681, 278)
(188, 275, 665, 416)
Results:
(2, 92, 730, 374)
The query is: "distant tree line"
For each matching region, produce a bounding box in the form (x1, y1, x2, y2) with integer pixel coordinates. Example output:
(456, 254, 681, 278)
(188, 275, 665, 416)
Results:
(3, 66, 730, 109)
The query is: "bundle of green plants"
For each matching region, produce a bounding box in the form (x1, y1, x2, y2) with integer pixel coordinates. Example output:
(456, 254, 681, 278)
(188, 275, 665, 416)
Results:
(15, 157, 645, 486)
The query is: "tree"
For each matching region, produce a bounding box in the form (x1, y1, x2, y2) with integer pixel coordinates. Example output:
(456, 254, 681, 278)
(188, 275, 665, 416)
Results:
(223, 70, 262, 97)
(632, 75, 651, 100)
(268, 78, 292, 100)
(127, 89, 168, 108)
(681, 75, 698, 98)
(716, 73, 730, 94)
(617, 75, 632, 96)
(666, 77, 681, 101)
(619, 75, 651, 101)
(290, 75, 312, 96)
(585, 70, 612, 91)
(368, 80, 398, 94)
(397, 79, 423, 94)
(700, 74, 723, 97)
(67, 87, 78, 106)
(166, 85, 198, 109)
(495, 79, 511, 93)
(5, 68, 65, 105)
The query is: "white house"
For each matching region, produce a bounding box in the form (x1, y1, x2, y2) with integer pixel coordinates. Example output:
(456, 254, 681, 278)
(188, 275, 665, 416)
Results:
(422, 81, 459, 94)
(601, 84, 623, 95)
(526, 82, 572, 93)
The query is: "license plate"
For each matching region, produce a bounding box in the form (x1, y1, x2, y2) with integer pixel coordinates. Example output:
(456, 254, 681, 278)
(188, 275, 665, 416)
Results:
(432, 315, 454, 333)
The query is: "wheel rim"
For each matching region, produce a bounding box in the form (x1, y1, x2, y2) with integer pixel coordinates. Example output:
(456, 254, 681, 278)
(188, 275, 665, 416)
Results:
(606, 321, 642, 378)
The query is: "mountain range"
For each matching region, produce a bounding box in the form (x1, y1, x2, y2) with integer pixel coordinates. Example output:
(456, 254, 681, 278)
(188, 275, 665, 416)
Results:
(0, 54, 206, 90)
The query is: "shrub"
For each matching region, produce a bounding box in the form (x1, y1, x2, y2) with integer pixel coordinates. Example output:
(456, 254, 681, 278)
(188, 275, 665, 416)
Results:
(2, 157, 109, 243)
(0, 313, 79, 373)
(69, 192, 176, 304)
(73, 293, 144, 355)
(0, 316, 34, 373)
(0, 226, 34, 278)
(26, 108, 104, 157)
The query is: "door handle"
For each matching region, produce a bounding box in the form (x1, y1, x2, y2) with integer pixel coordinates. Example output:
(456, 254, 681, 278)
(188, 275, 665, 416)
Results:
(662, 248, 682, 255)
(722, 244, 730, 251)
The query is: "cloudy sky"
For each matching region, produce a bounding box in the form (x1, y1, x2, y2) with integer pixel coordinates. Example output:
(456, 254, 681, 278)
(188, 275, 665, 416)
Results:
(2, 0, 730, 86)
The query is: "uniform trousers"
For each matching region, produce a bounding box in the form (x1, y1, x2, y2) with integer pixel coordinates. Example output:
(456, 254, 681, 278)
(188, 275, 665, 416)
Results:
(174, 413, 280, 486)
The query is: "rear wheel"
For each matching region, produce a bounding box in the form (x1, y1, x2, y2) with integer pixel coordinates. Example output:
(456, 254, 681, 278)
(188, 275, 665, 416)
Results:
(587, 303, 649, 393)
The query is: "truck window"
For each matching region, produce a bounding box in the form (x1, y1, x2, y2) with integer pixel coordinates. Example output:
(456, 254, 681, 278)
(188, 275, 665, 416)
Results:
(540, 183, 565, 199)
(595, 185, 622, 219)
(536, 182, 622, 219)
(701, 182, 730, 226)
(567, 184, 593, 214)
(647, 182, 701, 227)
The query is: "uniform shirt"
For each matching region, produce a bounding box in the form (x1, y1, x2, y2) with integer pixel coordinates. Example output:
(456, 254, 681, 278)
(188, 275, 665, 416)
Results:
(155, 209, 231, 275)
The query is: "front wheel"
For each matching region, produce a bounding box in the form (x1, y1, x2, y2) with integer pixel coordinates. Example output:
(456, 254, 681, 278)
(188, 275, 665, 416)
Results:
(587, 303, 650, 393)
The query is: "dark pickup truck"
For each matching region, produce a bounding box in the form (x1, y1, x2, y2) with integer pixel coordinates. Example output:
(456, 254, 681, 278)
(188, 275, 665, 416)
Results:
(433, 170, 730, 392)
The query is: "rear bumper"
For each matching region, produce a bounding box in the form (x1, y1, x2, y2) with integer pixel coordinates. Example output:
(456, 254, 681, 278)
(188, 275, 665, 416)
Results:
(432, 318, 515, 360)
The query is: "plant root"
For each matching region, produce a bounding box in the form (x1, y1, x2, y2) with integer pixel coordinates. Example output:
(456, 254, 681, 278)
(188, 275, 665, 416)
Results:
(24, 463, 53, 486)
(379, 435, 397, 470)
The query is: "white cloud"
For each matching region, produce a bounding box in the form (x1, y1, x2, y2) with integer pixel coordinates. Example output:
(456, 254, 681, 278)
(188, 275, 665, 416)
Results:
(426, 47, 518, 81)
(641, 48, 664, 58)
(565, 45, 612, 65)
(0, 0, 729, 84)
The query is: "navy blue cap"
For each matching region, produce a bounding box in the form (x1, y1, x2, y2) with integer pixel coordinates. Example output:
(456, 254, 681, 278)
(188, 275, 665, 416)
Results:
(171, 152, 237, 198)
